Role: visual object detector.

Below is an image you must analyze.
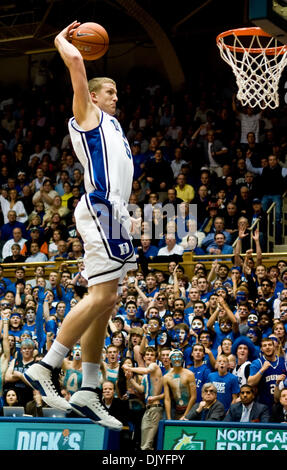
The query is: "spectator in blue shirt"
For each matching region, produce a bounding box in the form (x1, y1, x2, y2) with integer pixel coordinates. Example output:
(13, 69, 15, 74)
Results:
(25, 242, 48, 263)
(188, 343, 212, 402)
(207, 296, 240, 357)
(131, 141, 147, 181)
(208, 354, 240, 412)
(144, 273, 159, 298)
(205, 232, 233, 255)
(201, 216, 232, 250)
(134, 235, 158, 260)
(248, 337, 287, 409)
(0, 210, 29, 242)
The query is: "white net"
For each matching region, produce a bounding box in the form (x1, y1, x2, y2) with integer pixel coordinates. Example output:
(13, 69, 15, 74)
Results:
(217, 29, 287, 109)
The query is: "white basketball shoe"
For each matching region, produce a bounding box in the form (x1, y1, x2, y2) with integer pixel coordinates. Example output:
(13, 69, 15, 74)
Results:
(69, 387, 123, 431)
(24, 361, 72, 412)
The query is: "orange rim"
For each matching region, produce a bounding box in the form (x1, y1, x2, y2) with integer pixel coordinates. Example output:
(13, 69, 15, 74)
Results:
(216, 27, 287, 55)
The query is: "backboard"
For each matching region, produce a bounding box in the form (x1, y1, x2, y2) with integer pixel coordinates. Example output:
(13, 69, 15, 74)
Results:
(249, 0, 287, 44)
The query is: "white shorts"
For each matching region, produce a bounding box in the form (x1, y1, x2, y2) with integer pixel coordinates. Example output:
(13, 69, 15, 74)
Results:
(75, 194, 138, 287)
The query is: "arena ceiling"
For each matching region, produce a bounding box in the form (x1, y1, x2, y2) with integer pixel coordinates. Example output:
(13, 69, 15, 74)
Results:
(0, 0, 248, 58)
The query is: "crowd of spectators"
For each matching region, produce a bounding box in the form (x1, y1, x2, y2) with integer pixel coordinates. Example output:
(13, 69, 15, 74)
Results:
(0, 65, 287, 450)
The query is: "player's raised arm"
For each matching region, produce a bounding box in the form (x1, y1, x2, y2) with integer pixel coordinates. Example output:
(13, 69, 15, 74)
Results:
(54, 21, 98, 126)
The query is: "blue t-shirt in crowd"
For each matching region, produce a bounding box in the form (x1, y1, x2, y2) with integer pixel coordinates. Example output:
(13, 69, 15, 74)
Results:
(211, 322, 239, 357)
(188, 363, 212, 402)
(134, 245, 159, 258)
(207, 371, 240, 411)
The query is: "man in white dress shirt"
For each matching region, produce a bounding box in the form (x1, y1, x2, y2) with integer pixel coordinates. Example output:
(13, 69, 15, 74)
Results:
(157, 233, 184, 257)
(1, 227, 27, 261)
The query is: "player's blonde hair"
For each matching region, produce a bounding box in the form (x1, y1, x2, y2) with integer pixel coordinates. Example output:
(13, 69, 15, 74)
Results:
(88, 77, 116, 93)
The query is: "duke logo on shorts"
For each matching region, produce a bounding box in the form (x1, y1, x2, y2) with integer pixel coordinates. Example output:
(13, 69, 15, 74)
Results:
(68, 110, 137, 286)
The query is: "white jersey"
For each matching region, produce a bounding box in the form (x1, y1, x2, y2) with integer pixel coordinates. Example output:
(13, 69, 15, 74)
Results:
(68, 110, 137, 287)
(68, 111, 134, 204)
(232, 361, 251, 386)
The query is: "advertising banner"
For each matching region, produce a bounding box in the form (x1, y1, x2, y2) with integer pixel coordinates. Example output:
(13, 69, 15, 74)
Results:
(160, 421, 287, 451)
(0, 418, 107, 450)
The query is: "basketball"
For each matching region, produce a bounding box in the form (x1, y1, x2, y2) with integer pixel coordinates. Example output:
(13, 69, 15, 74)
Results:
(72, 22, 109, 61)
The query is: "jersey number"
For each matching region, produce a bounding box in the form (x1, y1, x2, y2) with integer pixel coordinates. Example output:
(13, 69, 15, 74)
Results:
(111, 119, 132, 159)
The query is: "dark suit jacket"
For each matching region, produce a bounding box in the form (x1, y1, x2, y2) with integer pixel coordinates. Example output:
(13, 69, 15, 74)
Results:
(102, 397, 130, 426)
(186, 400, 226, 421)
(224, 401, 270, 423)
(271, 403, 287, 423)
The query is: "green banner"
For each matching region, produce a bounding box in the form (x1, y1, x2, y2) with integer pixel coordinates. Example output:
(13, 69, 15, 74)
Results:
(163, 425, 287, 451)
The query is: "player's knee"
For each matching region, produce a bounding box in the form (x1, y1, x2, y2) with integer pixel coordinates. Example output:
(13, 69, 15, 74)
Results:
(106, 292, 118, 310)
(90, 290, 117, 311)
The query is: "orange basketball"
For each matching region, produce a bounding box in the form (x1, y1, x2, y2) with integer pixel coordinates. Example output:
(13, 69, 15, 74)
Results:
(72, 22, 109, 61)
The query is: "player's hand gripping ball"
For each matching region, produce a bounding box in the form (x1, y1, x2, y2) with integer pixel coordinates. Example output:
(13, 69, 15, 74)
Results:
(72, 22, 109, 60)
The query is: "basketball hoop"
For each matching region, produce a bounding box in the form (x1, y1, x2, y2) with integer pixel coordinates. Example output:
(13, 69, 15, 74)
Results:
(216, 27, 287, 109)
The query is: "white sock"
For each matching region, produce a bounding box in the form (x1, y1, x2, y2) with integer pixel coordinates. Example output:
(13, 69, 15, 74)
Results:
(43, 340, 70, 369)
(81, 362, 101, 389)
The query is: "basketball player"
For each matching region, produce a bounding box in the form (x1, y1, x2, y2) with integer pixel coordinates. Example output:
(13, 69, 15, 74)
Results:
(24, 21, 138, 430)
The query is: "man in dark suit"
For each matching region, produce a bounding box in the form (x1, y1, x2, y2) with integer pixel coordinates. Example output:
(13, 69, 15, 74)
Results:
(271, 388, 287, 423)
(101, 380, 132, 449)
(101, 381, 129, 426)
(224, 384, 270, 423)
(184, 382, 226, 421)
